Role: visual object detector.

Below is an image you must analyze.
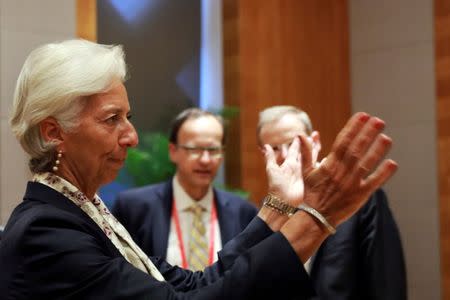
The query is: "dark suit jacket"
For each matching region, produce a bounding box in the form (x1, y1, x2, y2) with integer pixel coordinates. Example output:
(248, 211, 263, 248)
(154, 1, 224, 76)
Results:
(0, 182, 314, 299)
(112, 180, 258, 259)
(310, 189, 407, 300)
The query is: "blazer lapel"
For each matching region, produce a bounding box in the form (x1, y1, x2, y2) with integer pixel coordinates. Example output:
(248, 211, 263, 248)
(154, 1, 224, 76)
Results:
(151, 180, 173, 259)
(214, 189, 233, 244)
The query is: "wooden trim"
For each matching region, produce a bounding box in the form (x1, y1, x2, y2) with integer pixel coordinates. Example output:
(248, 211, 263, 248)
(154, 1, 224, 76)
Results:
(223, 0, 242, 190)
(435, 0, 450, 299)
(76, 0, 97, 41)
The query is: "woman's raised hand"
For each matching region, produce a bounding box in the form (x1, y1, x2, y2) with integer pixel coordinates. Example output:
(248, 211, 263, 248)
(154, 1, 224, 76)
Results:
(300, 112, 398, 228)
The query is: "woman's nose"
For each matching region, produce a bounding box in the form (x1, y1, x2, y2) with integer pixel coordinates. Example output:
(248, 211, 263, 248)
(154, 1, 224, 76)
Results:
(119, 122, 139, 148)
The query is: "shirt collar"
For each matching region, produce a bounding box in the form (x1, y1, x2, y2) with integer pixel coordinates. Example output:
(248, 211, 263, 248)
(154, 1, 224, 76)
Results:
(172, 175, 213, 212)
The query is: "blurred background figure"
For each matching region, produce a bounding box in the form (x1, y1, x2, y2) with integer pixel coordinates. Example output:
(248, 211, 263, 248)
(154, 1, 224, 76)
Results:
(257, 105, 407, 300)
(112, 108, 257, 270)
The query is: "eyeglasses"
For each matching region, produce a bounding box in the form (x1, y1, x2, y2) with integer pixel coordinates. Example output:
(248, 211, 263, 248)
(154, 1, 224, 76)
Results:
(177, 144, 224, 159)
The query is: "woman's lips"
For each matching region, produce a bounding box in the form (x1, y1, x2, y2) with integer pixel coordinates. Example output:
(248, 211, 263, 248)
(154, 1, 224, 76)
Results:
(109, 157, 126, 164)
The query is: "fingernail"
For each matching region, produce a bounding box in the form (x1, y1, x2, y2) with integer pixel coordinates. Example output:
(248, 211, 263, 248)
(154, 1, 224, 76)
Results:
(358, 113, 370, 122)
(373, 118, 385, 130)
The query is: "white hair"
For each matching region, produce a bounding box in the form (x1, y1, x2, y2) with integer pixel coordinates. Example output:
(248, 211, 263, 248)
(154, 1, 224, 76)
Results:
(9, 39, 127, 173)
(257, 105, 313, 143)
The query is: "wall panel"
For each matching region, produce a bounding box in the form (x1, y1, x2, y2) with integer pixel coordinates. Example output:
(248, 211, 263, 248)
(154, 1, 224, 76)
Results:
(76, 0, 97, 41)
(223, 0, 351, 204)
(435, 0, 450, 298)
(0, 0, 76, 224)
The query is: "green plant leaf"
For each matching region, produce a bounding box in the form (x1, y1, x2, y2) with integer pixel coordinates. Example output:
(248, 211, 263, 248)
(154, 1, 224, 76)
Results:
(123, 133, 175, 187)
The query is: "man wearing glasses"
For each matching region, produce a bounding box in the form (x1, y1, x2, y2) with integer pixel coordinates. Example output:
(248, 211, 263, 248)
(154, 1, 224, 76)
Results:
(257, 105, 406, 300)
(112, 108, 257, 271)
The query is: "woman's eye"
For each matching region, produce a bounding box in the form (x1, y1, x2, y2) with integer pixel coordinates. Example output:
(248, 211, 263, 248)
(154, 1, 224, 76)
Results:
(105, 115, 120, 124)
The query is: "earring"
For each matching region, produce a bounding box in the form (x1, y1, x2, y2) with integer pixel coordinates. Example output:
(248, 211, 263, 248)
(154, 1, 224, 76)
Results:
(52, 150, 62, 172)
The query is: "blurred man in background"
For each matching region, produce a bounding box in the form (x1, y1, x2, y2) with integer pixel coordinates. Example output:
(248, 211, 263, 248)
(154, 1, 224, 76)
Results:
(113, 108, 257, 270)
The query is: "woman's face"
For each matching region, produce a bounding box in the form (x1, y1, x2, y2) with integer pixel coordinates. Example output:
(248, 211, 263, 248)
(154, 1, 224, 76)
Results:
(60, 82, 138, 189)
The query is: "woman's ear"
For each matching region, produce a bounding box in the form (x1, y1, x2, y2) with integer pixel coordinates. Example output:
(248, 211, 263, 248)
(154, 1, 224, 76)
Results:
(39, 117, 63, 144)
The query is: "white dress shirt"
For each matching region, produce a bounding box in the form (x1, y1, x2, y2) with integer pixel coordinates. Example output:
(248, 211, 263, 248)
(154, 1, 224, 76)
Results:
(166, 176, 222, 269)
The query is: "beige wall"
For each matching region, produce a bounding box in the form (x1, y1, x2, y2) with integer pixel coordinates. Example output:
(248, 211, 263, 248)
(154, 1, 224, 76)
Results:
(0, 0, 76, 224)
(350, 1, 440, 299)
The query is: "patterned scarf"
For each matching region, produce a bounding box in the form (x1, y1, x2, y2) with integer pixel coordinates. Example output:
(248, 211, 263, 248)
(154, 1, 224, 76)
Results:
(33, 172, 165, 281)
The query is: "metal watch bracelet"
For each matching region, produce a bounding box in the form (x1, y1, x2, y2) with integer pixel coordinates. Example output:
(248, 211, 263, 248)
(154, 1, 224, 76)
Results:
(263, 194, 336, 235)
(297, 203, 336, 235)
(263, 194, 298, 217)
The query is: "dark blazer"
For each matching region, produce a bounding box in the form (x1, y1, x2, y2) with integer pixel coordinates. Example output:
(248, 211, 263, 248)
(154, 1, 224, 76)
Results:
(310, 189, 407, 300)
(112, 180, 258, 259)
(0, 181, 314, 299)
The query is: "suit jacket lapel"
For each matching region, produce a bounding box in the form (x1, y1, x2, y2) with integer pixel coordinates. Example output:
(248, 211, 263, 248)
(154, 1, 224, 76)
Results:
(151, 180, 173, 259)
(214, 189, 234, 244)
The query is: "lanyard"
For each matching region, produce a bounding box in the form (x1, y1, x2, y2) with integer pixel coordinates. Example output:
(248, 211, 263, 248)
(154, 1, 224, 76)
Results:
(171, 198, 217, 269)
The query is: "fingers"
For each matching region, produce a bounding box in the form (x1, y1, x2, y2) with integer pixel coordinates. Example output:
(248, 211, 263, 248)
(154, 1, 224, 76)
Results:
(283, 137, 302, 180)
(356, 133, 392, 178)
(300, 113, 398, 230)
(284, 136, 300, 166)
(362, 159, 398, 194)
(299, 135, 313, 173)
(331, 112, 371, 159)
(342, 117, 385, 170)
(336, 117, 385, 183)
(310, 131, 321, 165)
(264, 144, 277, 172)
(328, 113, 388, 183)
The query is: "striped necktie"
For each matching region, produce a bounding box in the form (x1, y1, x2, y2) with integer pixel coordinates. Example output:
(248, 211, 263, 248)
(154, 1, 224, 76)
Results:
(188, 204, 209, 271)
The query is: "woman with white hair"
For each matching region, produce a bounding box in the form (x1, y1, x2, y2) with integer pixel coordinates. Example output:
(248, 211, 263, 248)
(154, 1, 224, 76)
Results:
(0, 39, 397, 299)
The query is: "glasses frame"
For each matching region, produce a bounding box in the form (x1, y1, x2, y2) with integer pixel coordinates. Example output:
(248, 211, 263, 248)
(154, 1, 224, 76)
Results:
(176, 144, 225, 160)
